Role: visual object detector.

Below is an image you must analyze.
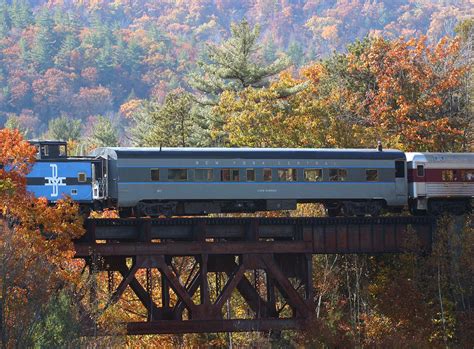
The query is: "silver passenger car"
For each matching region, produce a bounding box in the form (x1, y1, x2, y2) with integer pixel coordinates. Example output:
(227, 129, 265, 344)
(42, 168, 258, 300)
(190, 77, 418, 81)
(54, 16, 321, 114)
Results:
(90, 147, 408, 217)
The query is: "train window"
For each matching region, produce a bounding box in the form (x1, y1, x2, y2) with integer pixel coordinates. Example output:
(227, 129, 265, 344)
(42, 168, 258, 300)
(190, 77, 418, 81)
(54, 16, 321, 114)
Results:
(34, 145, 40, 158)
(221, 169, 239, 181)
(304, 169, 322, 182)
(195, 169, 213, 181)
(77, 172, 87, 183)
(329, 169, 347, 181)
(263, 168, 272, 182)
(71, 189, 78, 195)
(462, 170, 474, 181)
(442, 170, 454, 181)
(168, 169, 188, 181)
(278, 169, 297, 181)
(417, 165, 425, 177)
(151, 169, 160, 181)
(395, 161, 405, 178)
(59, 145, 67, 157)
(42, 145, 49, 156)
(246, 169, 255, 181)
(366, 169, 378, 181)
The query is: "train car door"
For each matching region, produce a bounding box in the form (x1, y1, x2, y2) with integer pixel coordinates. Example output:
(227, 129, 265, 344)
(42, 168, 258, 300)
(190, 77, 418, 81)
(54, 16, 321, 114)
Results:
(395, 160, 407, 197)
(92, 157, 107, 200)
(415, 163, 426, 197)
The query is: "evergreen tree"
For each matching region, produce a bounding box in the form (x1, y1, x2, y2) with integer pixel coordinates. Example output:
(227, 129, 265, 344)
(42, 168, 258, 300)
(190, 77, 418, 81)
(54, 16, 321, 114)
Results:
(9, 0, 32, 29)
(264, 39, 278, 64)
(54, 34, 80, 69)
(189, 19, 290, 104)
(31, 9, 56, 72)
(18, 37, 29, 64)
(0, 0, 11, 39)
(47, 115, 82, 141)
(130, 91, 197, 147)
(30, 292, 82, 348)
(95, 38, 115, 82)
(288, 41, 305, 67)
(86, 115, 118, 147)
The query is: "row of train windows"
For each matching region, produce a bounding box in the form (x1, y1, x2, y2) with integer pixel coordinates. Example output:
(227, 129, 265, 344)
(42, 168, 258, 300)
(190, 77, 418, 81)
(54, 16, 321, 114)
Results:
(441, 170, 474, 181)
(150, 168, 380, 182)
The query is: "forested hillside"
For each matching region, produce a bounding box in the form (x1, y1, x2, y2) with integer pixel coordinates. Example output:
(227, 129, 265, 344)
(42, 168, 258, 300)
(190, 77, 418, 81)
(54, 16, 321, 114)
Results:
(0, 0, 472, 138)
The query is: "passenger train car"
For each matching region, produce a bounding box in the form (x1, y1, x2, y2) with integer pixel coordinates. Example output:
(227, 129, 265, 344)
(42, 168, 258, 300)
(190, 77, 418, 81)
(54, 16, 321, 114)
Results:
(89, 146, 407, 217)
(25, 140, 474, 217)
(407, 152, 474, 215)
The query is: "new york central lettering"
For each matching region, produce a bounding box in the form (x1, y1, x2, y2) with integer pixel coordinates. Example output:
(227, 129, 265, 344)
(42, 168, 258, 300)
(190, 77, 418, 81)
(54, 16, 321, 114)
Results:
(45, 164, 66, 197)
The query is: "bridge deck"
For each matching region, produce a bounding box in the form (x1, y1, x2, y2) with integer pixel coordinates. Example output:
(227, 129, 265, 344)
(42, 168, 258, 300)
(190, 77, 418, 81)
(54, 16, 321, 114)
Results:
(76, 216, 433, 255)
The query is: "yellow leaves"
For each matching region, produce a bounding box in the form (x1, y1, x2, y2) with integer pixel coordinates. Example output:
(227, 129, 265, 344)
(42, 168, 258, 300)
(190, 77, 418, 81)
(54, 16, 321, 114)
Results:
(217, 81, 328, 148)
(119, 99, 144, 119)
(321, 25, 338, 41)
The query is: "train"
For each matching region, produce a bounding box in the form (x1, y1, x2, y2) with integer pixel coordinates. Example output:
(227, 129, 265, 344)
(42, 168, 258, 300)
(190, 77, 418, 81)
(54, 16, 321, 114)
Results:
(26, 140, 474, 217)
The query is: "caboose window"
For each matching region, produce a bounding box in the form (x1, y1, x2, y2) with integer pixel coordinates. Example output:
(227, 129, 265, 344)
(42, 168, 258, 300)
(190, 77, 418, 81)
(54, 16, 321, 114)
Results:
(151, 169, 160, 181)
(278, 169, 297, 181)
(221, 169, 239, 181)
(168, 169, 188, 181)
(263, 168, 272, 181)
(195, 169, 213, 181)
(304, 169, 322, 182)
(59, 145, 67, 157)
(417, 165, 425, 177)
(442, 170, 454, 181)
(78, 172, 87, 183)
(366, 169, 378, 181)
(329, 169, 347, 181)
(246, 169, 255, 181)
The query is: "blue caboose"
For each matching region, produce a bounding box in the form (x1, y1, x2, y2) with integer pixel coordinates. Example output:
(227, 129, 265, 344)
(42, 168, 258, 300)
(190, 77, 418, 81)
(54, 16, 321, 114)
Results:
(27, 140, 106, 207)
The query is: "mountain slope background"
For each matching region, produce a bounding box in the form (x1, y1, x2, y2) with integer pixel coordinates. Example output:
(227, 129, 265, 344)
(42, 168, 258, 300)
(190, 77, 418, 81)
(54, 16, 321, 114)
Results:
(0, 0, 472, 135)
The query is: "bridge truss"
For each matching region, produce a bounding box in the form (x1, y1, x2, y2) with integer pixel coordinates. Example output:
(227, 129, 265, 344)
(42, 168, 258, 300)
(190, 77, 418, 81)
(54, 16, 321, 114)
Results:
(74, 217, 433, 335)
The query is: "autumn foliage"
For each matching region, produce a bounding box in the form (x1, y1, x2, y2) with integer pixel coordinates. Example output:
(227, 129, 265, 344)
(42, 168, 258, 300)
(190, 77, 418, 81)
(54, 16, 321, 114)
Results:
(0, 129, 89, 347)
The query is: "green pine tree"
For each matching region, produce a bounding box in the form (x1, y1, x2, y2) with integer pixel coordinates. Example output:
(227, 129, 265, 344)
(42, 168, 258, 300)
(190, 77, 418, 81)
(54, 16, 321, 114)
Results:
(87, 116, 119, 147)
(47, 115, 82, 141)
(54, 34, 79, 69)
(31, 9, 56, 72)
(189, 19, 290, 104)
(130, 91, 199, 147)
(0, 0, 11, 39)
(9, 0, 32, 29)
(287, 41, 305, 67)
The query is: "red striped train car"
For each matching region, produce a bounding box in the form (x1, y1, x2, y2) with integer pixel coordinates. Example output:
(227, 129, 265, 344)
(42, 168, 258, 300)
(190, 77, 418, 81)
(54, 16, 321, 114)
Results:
(407, 152, 474, 215)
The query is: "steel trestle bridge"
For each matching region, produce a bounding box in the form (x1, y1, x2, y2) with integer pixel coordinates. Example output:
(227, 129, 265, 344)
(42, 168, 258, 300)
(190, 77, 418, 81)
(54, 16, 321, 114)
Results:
(74, 216, 433, 335)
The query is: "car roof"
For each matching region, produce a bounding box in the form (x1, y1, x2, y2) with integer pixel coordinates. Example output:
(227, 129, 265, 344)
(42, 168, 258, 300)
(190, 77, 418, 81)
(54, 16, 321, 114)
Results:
(91, 147, 406, 160)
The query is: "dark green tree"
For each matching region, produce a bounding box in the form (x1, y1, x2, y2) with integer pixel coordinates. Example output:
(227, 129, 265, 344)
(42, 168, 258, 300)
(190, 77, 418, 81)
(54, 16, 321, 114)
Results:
(0, 0, 11, 39)
(47, 115, 82, 141)
(31, 9, 56, 72)
(54, 34, 80, 69)
(30, 292, 82, 348)
(287, 41, 305, 67)
(86, 115, 119, 147)
(189, 19, 290, 104)
(130, 91, 197, 147)
(9, 0, 32, 29)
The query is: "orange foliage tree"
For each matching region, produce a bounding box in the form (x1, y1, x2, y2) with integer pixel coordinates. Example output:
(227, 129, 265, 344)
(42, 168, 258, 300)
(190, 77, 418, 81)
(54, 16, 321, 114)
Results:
(0, 129, 96, 347)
